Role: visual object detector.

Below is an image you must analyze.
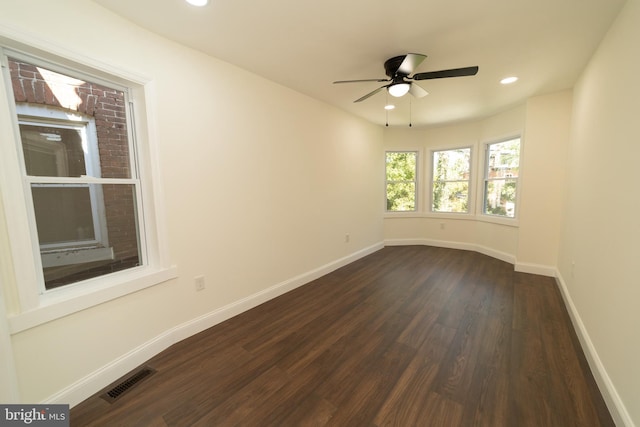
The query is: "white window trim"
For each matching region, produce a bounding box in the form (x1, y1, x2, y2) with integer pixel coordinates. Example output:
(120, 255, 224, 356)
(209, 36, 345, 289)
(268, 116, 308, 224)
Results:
(0, 40, 176, 334)
(429, 145, 474, 215)
(17, 105, 111, 254)
(385, 149, 421, 213)
(479, 135, 522, 223)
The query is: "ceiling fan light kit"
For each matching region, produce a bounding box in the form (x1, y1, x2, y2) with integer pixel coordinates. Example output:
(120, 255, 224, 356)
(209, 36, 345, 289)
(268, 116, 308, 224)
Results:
(333, 53, 479, 104)
(388, 83, 410, 97)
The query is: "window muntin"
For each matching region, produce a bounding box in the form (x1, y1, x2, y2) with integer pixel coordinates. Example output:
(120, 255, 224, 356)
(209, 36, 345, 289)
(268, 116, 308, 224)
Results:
(7, 56, 143, 291)
(431, 147, 471, 213)
(483, 138, 520, 218)
(385, 151, 418, 212)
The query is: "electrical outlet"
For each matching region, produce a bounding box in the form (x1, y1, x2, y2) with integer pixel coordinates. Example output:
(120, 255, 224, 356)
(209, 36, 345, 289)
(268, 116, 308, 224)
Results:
(571, 261, 575, 278)
(195, 275, 205, 291)
(345, 233, 350, 243)
(440, 223, 445, 230)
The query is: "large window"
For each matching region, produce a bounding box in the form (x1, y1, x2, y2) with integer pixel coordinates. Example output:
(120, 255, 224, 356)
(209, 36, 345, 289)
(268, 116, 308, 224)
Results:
(4, 54, 143, 291)
(385, 151, 418, 212)
(431, 147, 471, 213)
(484, 137, 521, 217)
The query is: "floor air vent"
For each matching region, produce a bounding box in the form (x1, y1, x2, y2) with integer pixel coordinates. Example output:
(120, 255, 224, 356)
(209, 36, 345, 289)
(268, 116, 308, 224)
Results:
(100, 366, 156, 404)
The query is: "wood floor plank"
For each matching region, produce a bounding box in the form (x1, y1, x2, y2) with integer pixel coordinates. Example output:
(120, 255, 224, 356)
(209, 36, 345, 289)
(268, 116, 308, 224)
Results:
(375, 318, 458, 426)
(432, 310, 489, 404)
(323, 342, 416, 426)
(190, 365, 290, 426)
(459, 314, 511, 426)
(70, 246, 615, 427)
(276, 393, 336, 427)
(415, 391, 464, 427)
(312, 311, 413, 407)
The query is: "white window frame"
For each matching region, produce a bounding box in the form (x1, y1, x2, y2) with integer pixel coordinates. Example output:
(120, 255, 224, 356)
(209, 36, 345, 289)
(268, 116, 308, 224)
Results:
(17, 105, 110, 253)
(385, 150, 419, 213)
(429, 146, 473, 215)
(481, 136, 522, 221)
(0, 38, 176, 333)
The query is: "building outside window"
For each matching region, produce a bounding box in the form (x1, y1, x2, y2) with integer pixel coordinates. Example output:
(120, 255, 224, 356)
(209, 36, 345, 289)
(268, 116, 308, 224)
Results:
(385, 151, 418, 212)
(431, 147, 471, 213)
(484, 137, 521, 217)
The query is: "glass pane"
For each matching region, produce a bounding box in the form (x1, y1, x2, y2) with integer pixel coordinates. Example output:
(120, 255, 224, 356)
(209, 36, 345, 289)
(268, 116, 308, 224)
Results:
(386, 152, 416, 181)
(386, 182, 416, 211)
(20, 123, 87, 177)
(432, 181, 469, 213)
(487, 138, 520, 179)
(32, 186, 95, 245)
(433, 148, 471, 181)
(484, 179, 517, 217)
(32, 183, 141, 290)
(10, 57, 132, 179)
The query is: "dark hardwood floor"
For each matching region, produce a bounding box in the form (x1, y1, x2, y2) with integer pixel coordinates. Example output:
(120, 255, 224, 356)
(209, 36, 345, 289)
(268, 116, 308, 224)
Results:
(71, 246, 614, 426)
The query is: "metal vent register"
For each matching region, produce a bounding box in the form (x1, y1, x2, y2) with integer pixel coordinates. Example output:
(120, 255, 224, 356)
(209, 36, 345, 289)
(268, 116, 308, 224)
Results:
(100, 366, 156, 403)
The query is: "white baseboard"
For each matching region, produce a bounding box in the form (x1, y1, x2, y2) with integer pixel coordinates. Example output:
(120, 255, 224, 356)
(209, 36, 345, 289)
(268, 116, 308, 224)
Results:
(384, 238, 516, 265)
(514, 261, 556, 277)
(47, 242, 384, 407)
(555, 273, 635, 427)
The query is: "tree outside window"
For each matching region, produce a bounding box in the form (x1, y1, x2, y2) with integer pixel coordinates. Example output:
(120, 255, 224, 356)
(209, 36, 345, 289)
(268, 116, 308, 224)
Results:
(386, 151, 417, 212)
(432, 147, 471, 213)
(484, 138, 520, 217)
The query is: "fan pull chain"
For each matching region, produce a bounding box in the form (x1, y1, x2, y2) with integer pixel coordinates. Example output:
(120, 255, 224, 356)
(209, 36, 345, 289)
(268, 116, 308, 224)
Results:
(409, 97, 412, 127)
(385, 92, 389, 127)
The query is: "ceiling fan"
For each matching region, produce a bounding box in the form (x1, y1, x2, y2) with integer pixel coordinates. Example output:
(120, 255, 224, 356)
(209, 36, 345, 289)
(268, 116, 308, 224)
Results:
(333, 53, 479, 103)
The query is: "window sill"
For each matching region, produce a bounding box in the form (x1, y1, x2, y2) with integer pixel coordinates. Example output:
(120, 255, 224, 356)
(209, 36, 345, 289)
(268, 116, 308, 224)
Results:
(7, 265, 178, 334)
(41, 246, 114, 268)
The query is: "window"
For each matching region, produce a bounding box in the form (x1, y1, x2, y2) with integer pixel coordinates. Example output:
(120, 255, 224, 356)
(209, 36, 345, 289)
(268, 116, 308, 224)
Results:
(483, 137, 521, 217)
(385, 151, 418, 212)
(4, 54, 142, 291)
(431, 147, 471, 213)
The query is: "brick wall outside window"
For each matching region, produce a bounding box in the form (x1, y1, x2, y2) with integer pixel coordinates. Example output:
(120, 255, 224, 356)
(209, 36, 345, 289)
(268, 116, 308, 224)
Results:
(9, 58, 139, 264)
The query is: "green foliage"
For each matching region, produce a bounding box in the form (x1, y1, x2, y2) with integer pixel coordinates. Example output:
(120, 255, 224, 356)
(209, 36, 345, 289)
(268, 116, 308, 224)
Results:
(386, 152, 416, 211)
(432, 149, 470, 213)
(485, 139, 520, 217)
(485, 179, 517, 216)
(386, 183, 416, 211)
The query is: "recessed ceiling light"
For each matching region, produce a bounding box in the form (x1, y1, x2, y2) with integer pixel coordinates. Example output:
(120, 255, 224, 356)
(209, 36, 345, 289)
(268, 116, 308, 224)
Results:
(384, 104, 395, 110)
(500, 76, 518, 85)
(186, 0, 208, 6)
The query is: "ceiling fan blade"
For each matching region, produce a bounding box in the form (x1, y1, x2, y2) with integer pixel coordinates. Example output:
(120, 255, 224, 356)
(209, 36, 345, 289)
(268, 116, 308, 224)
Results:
(409, 83, 428, 98)
(398, 53, 427, 75)
(412, 66, 479, 81)
(333, 78, 389, 84)
(354, 86, 387, 103)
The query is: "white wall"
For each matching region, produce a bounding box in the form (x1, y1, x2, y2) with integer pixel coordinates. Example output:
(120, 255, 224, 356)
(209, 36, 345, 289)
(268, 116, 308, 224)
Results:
(517, 91, 572, 273)
(0, 0, 383, 404)
(558, 0, 640, 424)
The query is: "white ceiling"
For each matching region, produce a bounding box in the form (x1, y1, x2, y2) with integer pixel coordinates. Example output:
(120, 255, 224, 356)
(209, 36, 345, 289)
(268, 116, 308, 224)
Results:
(94, 0, 626, 128)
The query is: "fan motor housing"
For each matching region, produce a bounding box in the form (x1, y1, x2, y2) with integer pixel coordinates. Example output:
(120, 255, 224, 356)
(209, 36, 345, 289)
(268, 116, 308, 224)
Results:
(384, 55, 408, 78)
